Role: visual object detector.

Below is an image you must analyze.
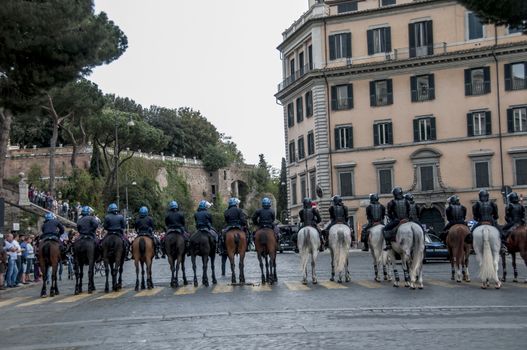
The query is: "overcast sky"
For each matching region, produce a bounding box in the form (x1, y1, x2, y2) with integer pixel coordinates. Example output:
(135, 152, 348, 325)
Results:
(90, 0, 307, 168)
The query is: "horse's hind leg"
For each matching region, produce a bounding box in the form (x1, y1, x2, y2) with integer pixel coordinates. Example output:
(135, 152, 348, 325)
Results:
(191, 255, 198, 287)
(202, 256, 209, 287)
(104, 260, 110, 293)
(345, 256, 351, 283)
(258, 253, 265, 284)
(311, 252, 318, 285)
(264, 254, 270, 285)
(147, 259, 154, 290)
(501, 252, 507, 282)
(170, 256, 176, 288)
(74, 259, 80, 295)
(512, 253, 518, 283)
(229, 254, 236, 284)
(464, 249, 471, 282)
(78, 263, 84, 294)
(210, 252, 217, 285)
(41, 264, 48, 297)
(239, 252, 246, 284)
(181, 256, 188, 285)
(300, 249, 308, 285)
(221, 254, 227, 276)
(141, 262, 146, 290)
(134, 261, 140, 291)
(88, 260, 95, 293)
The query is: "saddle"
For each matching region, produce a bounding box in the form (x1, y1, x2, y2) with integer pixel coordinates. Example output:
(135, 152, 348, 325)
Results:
(166, 228, 185, 236)
(106, 230, 123, 236)
(394, 219, 409, 231)
(41, 235, 60, 243)
(480, 221, 493, 226)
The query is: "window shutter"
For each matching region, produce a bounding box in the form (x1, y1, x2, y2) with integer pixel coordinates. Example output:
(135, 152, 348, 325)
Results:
(413, 119, 419, 142)
(345, 33, 352, 58)
(367, 29, 374, 55)
(464, 69, 472, 96)
(507, 108, 514, 133)
(347, 126, 354, 148)
(430, 117, 437, 140)
(385, 27, 392, 52)
(387, 79, 393, 105)
(329, 35, 336, 60)
(331, 86, 337, 111)
(408, 23, 416, 58)
(373, 124, 379, 146)
(387, 122, 393, 144)
(370, 81, 376, 106)
(347, 84, 354, 109)
(335, 128, 341, 150)
(504, 64, 512, 91)
(410, 76, 417, 102)
(467, 113, 474, 136)
(429, 74, 435, 99)
(485, 111, 492, 135)
(483, 67, 491, 93)
(426, 20, 434, 55)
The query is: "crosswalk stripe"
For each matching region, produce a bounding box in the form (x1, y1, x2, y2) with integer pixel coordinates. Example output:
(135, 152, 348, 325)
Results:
(354, 280, 383, 289)
(427, 279, 457, 289)
(96, 289, 131, 300)
(320, 281, 348, 289)
(17, 297, 55, 308)
(284, 282, 311, 291)
(0, 297, 28, 308)
(56, 293, 94, 303)
(174, 285, 200, 295)
(212, 285, 234, 294)
(135, 287, 163, 297)
(252, 284, 272, 292)
(510, 283, 527, 288)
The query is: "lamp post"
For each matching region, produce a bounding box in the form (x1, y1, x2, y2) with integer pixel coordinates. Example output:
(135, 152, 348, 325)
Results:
(124, 173, 136, 232)
(114, 115, 135, 209)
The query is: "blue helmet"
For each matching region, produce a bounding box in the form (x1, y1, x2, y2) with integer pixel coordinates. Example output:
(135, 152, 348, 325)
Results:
(228, 197, 239, 208)
(139, 206, 148, 217)
(107, 203, 118, 213)
(44, 212, 54, 221)
(198, 200, 208, 210)
(262, 197, 272, 209)
(81, 206, 90, 216)
(169, 200, 179, 210)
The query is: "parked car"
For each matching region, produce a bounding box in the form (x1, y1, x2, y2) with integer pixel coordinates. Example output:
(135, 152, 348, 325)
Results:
(424, 233, 449, 263)
(277, 224, 299, 253)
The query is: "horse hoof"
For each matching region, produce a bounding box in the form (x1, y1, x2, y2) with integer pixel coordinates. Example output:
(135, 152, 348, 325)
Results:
(451, 276, 455, 281)
(50, 293, 55, 298)
(183, 280, 189, 286)
(312, 280, 318, 285)
(345, 277, 351, 283)
(302, 280, 308, 285)
(456, 279, 462, 283)
(495, 283, 502, 290)
(88, 290, 93, 294)
(194, 282, 198, 287)
(203, 282, 209, 287)
(513, 278, 518, 283)
(375, 278, 381, 283)
(330, 277, 335, 282)
(105, 288, 109, 293)
(418, 284, 424, 290)
(212, 279, 217, 285)
(74, 290, 80, 295)
(40, 293, 47, 298)
(481, 284, 487, 289)
(393, 283, 399, 288)
(338, 279, 342, 284)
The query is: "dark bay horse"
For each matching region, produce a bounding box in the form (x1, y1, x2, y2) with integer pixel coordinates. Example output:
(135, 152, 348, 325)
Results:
(38, 239, 61, 297)
(72, 236, 98, 294)
(101, 233, 126, 293)
(190, 230, 217, 287)
(165, 230, 188, 288)
(254, 228, 277, 285)
(132, 235, 155, 290)
(446, 224, 472, 283)
(501, 225, 527, 283)
(225, 228, 247, 284)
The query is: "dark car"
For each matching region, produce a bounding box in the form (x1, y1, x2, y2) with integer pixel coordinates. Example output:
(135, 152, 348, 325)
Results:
(424, 233, 449, 263)
(277, 224, 299, 253)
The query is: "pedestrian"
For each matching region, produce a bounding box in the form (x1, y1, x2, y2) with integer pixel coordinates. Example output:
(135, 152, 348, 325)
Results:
(18, 234, 28, 284)
(14, 234, 23, 285)
(4, 233, 20, 287)
(25, 236, 35, 283)
(0, 242, 7, 290)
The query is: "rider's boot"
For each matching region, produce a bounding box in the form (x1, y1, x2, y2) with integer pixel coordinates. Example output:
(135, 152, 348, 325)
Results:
(362, 241, 369, 252)
(464, 233, 473, 245)
(361, 230, 369, 252)
(318, 232, 325, 252)
(500, 234, 509, 255)
(154, 240, 160, 259)
(383, 239, 392, 251)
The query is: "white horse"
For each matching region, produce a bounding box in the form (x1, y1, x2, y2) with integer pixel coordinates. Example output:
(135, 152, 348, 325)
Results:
(386, 222, 425, 289)
(472, 225, 501, 289)
(328, 224, 352, 283)
(368, 224, 391, 282)
(297, 226, 320, 285)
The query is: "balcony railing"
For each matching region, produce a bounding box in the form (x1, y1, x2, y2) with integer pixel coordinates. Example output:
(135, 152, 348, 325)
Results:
(278, 64, 312, 91)
(512, 78, 527, 90)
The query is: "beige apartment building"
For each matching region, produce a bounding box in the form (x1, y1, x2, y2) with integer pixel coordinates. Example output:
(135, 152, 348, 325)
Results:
(276, 0, 527, 233)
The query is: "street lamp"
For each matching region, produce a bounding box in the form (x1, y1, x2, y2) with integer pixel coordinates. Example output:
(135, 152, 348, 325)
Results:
(124, 175, 136, 232)
(114, 116, 135, 209)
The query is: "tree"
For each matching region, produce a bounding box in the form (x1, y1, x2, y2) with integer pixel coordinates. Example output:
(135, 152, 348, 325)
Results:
(202, 144, 231, 172)
(458, 0, 527, 29)
(277, 158, 288, 222)
(252, 154, 271, 194)
(0, 0, 127, 188)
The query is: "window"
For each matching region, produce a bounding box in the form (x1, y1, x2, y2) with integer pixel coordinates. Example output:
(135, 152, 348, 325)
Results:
(331, 84, 353, 110)
(381, 0, 396, 5)
(413, 117, 436, 142)
(508, 107, 527, 133)
(300, 175, 307, 200)
(516, 159, 527, 185)
(296, 96, 304, 123)
(367, 27, 392, 55)
(370, 79, 393, 106)
(409, 20, 433, 58)
(505, 62, 527, 91)
(305, 91, 313, 117)
(290, 58, 295, 78)
(299, 52, 305, 75)
(339, 170, 354, 197)
(298, 136, 305, 160)
(378, 168, 393, 194)
(467, 111, 492, 136)
(291, 179, 298, 205)
(329, 33, 352, 60)
(307, 131, 315, 156)
(373, 122, 393, 146)
(335, 126, 354, 150)
(411, 74, 435, 102)
(309, 171, 317, 199)
(467, 12, 485, 40)
(308, 45, 313, 70)
(474, 161, 490, 188)
(337, 2, 357, 13)
(420, 165, 435, 191)
(289, 142, 296, 163)
(465, 67, 491, 96)
(287, 103, 294, 127)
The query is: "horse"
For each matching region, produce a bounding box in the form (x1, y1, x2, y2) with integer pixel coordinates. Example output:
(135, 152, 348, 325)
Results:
(72, 236, 98, 294)
(101, 233, 126, 293)
(132, 235, 155, 290)
(164, 230, 188, 288)
(190, 230, 217, 287)
(446, 224, 471, 283)
(386, 222, 425, 290)
(38, 239, 61, 297)
(225, 228, 247, 284)
(297, 226, 320, 285)
(501, 224, 527, 283)
(254, 228, 277, 285)
(328, 224, 352, 283)
(472, 224, 501, 289)
(368, 224, 390, 283)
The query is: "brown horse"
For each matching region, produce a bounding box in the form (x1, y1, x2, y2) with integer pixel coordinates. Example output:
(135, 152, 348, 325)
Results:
(501, 225, 527, 283)
(38, 239, 61, 297)
(225, 228, 247, 284)
(164, 230, 188, 288)
(132, 235, 155, 290)
(254, 228, 277, 285)
(446, 224, 472, 283)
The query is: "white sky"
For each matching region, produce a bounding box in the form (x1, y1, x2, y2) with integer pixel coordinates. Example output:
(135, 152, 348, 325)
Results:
(90, 0, 308, 168)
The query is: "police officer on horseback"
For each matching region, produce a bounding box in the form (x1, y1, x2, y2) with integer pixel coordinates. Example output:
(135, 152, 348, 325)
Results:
(164, 200, 188, 255)
(440, 195, 467, 243)
(361, 193, 385, 252)
(322, 195, 349, 248)
(194, 200, 217, 244)
(383, 187, 410, 251)
(471, 189, 502, 249)
(103, 203, 129, 258)
(134, 206, 159, 258)
(223, 197, 248, 247)
(502, 192, 525, 250)
(299, 197, 323, 251)
(252, 197, 280, 243)
(41, 212, 66, 259)
(405, 193, 422, 225)
(77, 206, 99, 240)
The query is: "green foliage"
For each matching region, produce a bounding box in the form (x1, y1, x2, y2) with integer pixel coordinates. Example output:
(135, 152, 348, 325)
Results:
(277, 157, 288, 222)
(58, 169, 105, 214)
(458, 0, 526, 29)
(208, 199, 227, 233)
(27, 164, 45, 189)
(202, 144, 232, 172)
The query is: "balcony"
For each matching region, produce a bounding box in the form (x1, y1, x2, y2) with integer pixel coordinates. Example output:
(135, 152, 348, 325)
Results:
(278, 64, 312, 91)
(282, 4, 329, 41)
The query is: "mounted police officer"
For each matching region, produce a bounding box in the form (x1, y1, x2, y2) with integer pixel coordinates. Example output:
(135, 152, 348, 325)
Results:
(252, 197, 280, 243)
(322, 195, 349, 247)
(383, 187, 410, 250)
(103, 203, 129, 257)
(134, 206, 160, 258)
(361, 193, 385, 252)
(77, 206, 99, 240)
(194, 200, 217, 244)
(440, 195, 467, 243)
(41, 212, 66, 259)
(164, 200, 188, 255)
(502, 192, 526, 251)
(405, 193, 421, 225)
(223, 197, 248, 247)
(471, 189, 500, 247)
(299, 197, 323, 251)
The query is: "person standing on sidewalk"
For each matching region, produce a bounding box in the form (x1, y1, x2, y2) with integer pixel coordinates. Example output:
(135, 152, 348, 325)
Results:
(4, 233, 20, 288)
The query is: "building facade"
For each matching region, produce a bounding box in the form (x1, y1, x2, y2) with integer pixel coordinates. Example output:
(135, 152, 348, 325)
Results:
(276, 0, 527, 233)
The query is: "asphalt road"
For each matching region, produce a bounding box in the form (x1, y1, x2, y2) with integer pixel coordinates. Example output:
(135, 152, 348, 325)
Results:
(1, 249, 526, 350)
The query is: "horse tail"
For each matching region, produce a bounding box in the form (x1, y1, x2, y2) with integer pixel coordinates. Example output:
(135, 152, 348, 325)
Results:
(234, 231, 240, 254)
(108, 238, 116, 258)
(410, 224, 424, 279)
(43, 242, 51, 266)
(139, 237, 146, 260)
(479, 227, 495, 281)
(258, 230, 268, 246)
(334, 228, 348, 274)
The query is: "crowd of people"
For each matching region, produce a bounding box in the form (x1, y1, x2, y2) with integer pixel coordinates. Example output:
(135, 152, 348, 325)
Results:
(28, 184, 81, 222)
(1, 233, 37, 290)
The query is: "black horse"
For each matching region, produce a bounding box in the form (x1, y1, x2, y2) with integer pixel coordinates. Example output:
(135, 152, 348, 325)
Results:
(72, 236, 98, 294)
(190, 230, 217, 287)
(165, 230, 188, 288)
(101, 233, 126, 292)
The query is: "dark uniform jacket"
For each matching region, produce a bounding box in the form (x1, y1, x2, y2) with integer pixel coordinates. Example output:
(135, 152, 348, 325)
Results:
(472, 201, 498, 224)
(299, 207, 322, 228)
(104, 213, 126, 233)
(195, 210, 213, 231)
(135, 216, 154, 235)
(366, 203, 385, 224)
(446, 204, 467, 224)
(41, 219, 65, 239)
(387, 199, 410, 222)
(165, 211, 186, 232)
(77, 216, 99, 238)
(408, 202, 421, 222)
(329, 204, 349, 224)
(224, 207, 247, 228)
(505, 203, 525, 225)
(252, 208, 275, 229)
